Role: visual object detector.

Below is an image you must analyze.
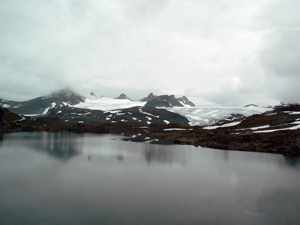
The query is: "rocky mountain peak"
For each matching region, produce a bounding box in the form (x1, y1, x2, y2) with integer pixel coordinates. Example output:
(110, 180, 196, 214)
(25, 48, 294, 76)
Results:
(44, 88, 84, 101)
(115, 93, 131, 100)
(1, 88, 85, 114)
(46, 89, 85, 103)
(244, 104, 259, 107)
(148, 93, 154, 98)
(90, 92, 97, 98)
(140, 93, 157, 102)
(145, 95, 183, 108)
(177, 96, 195, 107)
(48, 88, 75, 98)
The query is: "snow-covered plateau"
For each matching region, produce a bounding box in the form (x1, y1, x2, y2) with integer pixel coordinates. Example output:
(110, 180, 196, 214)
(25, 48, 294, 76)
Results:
(74, 97, 145, 111)
(73, 97, 270, 126)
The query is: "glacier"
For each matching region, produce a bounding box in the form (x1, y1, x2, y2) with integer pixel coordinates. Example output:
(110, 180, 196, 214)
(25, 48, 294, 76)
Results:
(73, 97, 270, 126)
(166, 106, 271, 126)
(73, 97, 145, 111)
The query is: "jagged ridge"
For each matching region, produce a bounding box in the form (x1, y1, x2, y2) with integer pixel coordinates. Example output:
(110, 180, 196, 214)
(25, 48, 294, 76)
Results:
(140, 93, 195, 107)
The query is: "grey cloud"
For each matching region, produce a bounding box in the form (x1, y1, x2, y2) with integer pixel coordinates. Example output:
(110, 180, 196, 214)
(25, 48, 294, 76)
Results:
(257, 0, 300, 29)
(254, 0, 300, 104)
(0, 0, 299, 106)
(272, 77, 300, 104)
(260, 29, 300, 77)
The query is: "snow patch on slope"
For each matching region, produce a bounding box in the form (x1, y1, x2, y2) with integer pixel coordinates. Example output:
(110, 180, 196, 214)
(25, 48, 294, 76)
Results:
(42, 102, 57, 115)
(42, 107, 50, 115)
(139, 107, 159, 118)
(203, 121, 242, 130)
(253, 124, 300, 133)
(164, 120, 170, 124)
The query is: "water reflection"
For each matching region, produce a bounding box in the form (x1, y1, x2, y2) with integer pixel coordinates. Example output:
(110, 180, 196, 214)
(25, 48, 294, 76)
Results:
(117, 154, 124, 161)
(2, 132, 84, 160)
(1, 133, 300, 225)
(223, 150, 229, 162)
(0, 134, 3, 148)
(283, 155, 300, 167)
(144, 144, 174, 164)
(31, 132, 83, 160)
(257, 188, 300, 224)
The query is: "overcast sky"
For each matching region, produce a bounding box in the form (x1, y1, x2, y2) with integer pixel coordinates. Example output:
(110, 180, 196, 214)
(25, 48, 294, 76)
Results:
(1, 0, 300, 106)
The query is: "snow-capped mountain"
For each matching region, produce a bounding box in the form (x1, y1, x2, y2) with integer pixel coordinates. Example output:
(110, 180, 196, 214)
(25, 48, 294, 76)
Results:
(0, 89, 85, 115)
(140, 93, 195, 107)
(75, 93, 196, 111)
(0, 89, 272, 127)
(72, 95, 266, 126)
(0, 99, 20, 110)
(177, 96, 195, 107)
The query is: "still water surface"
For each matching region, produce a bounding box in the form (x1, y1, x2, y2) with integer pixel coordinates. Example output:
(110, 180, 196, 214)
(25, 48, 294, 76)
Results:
(1, 132, 300, 225)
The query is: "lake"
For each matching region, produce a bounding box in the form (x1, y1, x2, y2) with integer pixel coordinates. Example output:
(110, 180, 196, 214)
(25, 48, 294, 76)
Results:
(1, 132, 300, 225)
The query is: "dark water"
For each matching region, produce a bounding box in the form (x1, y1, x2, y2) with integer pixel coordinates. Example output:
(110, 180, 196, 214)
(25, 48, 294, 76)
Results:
(1, 132, 300, 225)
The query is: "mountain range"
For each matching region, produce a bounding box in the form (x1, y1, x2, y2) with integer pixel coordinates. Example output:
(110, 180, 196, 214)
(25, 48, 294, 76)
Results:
(0, 89, 195, 115)
(0, 89, 270, 127)
(1, 88, 300, 155)
(0, 89, 195, 127)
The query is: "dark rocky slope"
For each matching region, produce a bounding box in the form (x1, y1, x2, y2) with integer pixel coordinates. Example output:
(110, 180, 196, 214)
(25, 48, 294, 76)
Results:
(0, 107, 107, 133)
(134, 104, 300, 155)
(0, 89, 85, 115)
(141, 93, 195, 107)
(46, 106, 190, 127)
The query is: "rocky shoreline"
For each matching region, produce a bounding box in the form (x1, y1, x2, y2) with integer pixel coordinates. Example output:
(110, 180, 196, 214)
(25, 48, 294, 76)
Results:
(125, 126, 300, 155)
